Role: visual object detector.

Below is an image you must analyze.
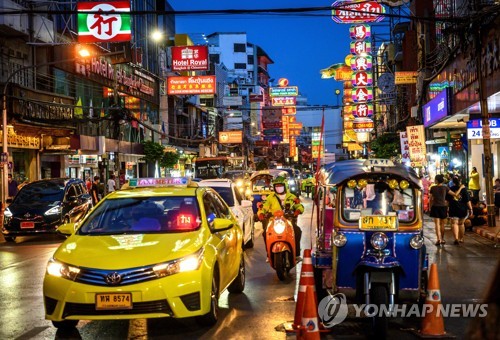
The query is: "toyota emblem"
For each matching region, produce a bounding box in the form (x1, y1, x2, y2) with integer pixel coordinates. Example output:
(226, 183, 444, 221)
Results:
(105, 272, 123, 285)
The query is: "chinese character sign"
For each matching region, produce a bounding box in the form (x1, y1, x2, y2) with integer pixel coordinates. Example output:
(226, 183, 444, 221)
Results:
(406, 125, 426, 166)
(78, 1, 131, 43)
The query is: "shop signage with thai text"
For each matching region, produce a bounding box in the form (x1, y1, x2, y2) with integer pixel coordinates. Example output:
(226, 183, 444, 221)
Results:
(167, 76, 216, 95)
(331, 1, 386, 23)
(395, 71, 418, 84)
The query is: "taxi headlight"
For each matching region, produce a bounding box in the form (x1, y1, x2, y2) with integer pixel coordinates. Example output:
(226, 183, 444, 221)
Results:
(45, 205, 62, 216)
(245, 188, 253, 197)
(410, 235, 424, 249)
(153, 248, 204, 277)
(236, 179, 244, 187)
(370, 232, 388, 250)
(46, 258, 80, 280)
(273, 220, 286, 234)
(332, 232, 347, 247)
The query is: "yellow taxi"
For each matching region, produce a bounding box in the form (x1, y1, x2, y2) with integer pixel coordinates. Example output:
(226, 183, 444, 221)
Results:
(43, 177, 245, 329)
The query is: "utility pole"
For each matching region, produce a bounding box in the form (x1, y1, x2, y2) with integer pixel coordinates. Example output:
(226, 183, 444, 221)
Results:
(476, 26, 495, 227)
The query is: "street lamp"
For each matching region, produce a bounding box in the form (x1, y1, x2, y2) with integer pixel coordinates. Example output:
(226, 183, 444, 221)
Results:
(1, 48, 124, 208)
(335, 89, 341, 107)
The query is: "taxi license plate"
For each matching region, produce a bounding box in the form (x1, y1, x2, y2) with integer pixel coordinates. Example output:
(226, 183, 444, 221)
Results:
(20, 221, 35, 229)
(359, 215, 398, 231)
(95, 293, 132, 310)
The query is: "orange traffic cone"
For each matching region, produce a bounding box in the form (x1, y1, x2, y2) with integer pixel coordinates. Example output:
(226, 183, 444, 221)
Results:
(297, 286, 321, 340)
(293, 249, 318, 329)
(420, 263, 446, 336)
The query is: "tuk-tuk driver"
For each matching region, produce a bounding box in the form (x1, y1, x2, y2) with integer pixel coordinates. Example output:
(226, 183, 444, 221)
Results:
(258, 176, 304, 258)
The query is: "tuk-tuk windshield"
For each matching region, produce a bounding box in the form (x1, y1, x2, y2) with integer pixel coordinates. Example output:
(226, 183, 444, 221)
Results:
(342, 182, 415, 223)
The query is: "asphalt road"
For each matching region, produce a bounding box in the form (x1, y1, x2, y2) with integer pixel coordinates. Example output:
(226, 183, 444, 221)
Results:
(0, 198, 498, 339)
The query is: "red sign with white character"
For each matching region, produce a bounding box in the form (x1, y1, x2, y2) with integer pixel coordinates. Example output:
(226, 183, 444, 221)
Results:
(349, 24, 371, 40)
(350, 55, 373, 71)
(171, 46, 209, 71)
(331, 1, 386, 24)
(353, 71, 372, 87)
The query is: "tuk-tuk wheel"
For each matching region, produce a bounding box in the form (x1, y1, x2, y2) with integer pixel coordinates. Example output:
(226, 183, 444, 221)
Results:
(370, 283, 389, 339)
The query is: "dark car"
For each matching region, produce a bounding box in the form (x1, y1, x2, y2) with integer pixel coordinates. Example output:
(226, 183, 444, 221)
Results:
(2, 178, 92, 242)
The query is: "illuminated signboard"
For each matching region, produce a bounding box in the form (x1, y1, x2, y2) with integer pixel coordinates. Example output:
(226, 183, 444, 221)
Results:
(219, 131, 243, 144)
(269, 86, 299, 97)
(271, 97, 297, 106)
(167, 76, 216, 95)
(349, 24, 371, 40)
(171, 46, 209, 71)
(352, 103, 374, 118)
(350, 55, 373, 71)
(331, 1, 386, 24)
(352, 71, 373, 87)
(77, 2, 131, 43)
(422, 88, 450, 127)
(352, 87, 373, 102)
(350, 40, 372, 55)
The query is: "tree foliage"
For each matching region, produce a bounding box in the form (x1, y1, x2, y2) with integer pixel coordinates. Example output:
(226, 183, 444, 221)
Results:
(256, 159, 269, 170)
(142, 140, 165, 164)
(370, 133, 401, 159)
(160, 151, 180, 169)
(142, 141, 180, 170)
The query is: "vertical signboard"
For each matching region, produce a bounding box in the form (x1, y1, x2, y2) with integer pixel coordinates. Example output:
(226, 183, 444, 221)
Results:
(406, 125, 426, 167)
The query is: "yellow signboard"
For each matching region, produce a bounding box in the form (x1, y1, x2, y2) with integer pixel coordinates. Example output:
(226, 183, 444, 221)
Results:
(219, 131, 243, 144)
(395, 71, 418, 85)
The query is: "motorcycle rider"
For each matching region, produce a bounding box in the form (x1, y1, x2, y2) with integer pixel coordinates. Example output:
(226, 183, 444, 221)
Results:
(301, 174, 316, 198)
(258, 176, 304, 258)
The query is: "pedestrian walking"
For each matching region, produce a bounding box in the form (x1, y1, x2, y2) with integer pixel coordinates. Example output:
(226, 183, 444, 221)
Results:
(107, 174, 116, 193)
(7, 174, 18, 199)
(86, 177, 92, 193)
(447, 177, 471, 245)
(91, 176, 100, 205)
(468, 167, 481, 201)
(429, 174, 461, 246)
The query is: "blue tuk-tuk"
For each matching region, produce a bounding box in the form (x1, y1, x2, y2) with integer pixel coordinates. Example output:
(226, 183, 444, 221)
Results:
(312, 159, 428, 336)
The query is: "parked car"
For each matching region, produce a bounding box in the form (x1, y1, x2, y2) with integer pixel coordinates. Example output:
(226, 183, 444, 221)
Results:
(198, 179, 255, 248)
(278, 168, 301, 196)
(2, 178, 92, 242)
(43, 177, 245, 329)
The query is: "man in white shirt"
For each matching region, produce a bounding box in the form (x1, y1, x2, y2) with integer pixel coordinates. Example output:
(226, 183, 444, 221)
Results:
(107, 174, 116, 193)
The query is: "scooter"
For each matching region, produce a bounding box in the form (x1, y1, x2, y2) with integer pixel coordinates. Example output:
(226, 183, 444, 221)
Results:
(264, 208, 298, 281)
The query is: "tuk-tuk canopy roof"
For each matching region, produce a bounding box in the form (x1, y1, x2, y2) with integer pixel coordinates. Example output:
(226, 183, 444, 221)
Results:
(249, 169, 289, 181)
(319, 159, 422, 188)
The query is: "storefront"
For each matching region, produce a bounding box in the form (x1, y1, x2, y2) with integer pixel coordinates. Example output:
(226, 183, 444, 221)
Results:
(424, 18, 500, 193)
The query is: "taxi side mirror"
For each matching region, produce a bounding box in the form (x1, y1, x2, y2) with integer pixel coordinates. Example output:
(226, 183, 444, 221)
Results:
(212, 218, 233, 232)
(57, 222, 77, 236)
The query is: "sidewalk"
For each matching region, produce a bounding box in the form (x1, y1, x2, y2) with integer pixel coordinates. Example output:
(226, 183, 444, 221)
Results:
(473, 224, 500, 243)
(424, 213, 500, 243)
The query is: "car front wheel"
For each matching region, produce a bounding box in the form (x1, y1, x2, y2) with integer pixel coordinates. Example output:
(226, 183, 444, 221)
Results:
(196, 270, 219, 327)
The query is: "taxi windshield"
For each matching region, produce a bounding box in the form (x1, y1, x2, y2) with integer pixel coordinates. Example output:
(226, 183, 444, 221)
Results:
(78, 196, 201, 234)
(342, 182, 415, 223)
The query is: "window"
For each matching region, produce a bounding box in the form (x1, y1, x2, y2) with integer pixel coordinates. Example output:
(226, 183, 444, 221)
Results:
(210, 54, 220, 64)
(247, 55, 254, 65)
(234, 63, 247, 69)
(234, 43, 246, 52)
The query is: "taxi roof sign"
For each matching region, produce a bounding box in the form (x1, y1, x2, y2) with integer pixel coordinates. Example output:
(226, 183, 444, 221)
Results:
(363, 159, 395, 167)
(129, 177, 190, 187)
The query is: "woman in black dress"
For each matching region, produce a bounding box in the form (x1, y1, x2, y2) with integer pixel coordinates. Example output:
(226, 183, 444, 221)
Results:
(447, 177, 472, 245)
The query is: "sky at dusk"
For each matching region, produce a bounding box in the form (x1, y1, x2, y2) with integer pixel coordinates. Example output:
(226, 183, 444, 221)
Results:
(168, 1, 352, 107)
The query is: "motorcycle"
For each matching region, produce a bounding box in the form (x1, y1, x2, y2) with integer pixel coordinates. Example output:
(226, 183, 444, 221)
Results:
(264, 207, 298, 281)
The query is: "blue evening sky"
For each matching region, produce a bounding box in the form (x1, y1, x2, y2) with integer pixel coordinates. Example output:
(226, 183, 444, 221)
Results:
(168, 1, 352, 107)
